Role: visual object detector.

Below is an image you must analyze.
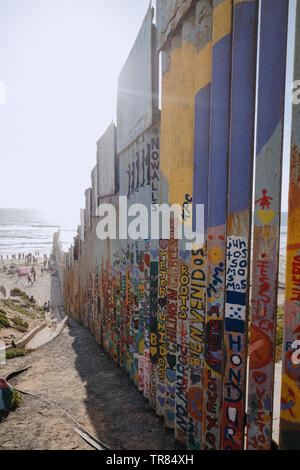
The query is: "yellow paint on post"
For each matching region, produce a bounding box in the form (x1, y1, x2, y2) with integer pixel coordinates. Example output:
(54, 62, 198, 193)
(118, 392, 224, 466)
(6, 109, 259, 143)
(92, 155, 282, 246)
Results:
(194, 42, 212, 95)
(234, 0, 256, 4)
(281, 149, 300, 424)
(213, 0, 232, 45)
(160, 38, 195, 208)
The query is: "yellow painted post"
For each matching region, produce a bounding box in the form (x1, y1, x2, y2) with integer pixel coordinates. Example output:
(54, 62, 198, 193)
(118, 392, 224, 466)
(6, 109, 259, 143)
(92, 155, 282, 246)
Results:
(280, 0, 300, 450)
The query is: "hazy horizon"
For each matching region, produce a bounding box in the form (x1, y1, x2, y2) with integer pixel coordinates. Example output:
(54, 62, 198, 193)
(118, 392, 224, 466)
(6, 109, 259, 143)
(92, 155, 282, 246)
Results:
(0, 0, 296, 228)
(0, 0, 151, 227)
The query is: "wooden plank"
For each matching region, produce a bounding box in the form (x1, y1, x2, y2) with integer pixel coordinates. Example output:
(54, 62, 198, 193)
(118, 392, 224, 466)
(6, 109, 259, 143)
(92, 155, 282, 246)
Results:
(247, 0, 289, 450)
(280, 0, 300, 450)
(203, 0, 232, 450)
(74, 428, 106, 451)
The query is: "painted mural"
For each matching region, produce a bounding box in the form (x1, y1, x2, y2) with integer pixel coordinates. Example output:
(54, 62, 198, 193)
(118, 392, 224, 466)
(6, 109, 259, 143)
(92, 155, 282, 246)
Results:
(247, 0, 289, 451)
(222, 0, 258, 451)
(60, 0, 299, 451)
(280, 0, 300, 451)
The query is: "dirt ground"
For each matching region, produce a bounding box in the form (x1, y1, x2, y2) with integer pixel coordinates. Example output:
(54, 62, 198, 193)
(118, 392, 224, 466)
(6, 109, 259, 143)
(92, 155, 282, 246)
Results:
(0, 318, 175, 450)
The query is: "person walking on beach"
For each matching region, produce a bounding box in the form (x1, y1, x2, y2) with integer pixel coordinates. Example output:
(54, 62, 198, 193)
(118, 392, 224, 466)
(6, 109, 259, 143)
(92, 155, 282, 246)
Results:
(31, 267, 36, 282)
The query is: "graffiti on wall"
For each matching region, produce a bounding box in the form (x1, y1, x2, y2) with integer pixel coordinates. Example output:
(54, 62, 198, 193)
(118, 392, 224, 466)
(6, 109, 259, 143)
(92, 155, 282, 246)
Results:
(60, 0, 298, 451)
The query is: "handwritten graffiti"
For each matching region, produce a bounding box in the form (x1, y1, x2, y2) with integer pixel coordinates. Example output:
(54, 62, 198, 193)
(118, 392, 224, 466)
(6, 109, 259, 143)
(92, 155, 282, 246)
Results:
(182, 194, 193, 222)
(179, 264, 189, 320)
(222, 237, 248, 450)
(156, 243, 168, 416)
(165, 218, 178, 428)
(290, 255, 300, 302)
(176, 259, 190, 442)
(187, 246, 206, 449)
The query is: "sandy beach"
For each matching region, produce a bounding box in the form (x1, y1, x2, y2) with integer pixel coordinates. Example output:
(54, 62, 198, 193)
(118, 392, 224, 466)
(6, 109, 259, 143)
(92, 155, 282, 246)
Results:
(0, 256, 65, 349)
(0, 257, 54, 306)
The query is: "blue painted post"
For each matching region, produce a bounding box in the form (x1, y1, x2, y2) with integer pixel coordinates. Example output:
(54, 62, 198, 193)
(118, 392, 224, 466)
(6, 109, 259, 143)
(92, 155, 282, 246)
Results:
(188, 0, 212, 451)
(203, 0, 233, 450)
(222, 0, 258, 451)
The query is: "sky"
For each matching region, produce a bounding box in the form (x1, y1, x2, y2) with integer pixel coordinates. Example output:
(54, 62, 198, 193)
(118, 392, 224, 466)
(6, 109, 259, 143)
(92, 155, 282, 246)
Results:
(0, 0, 296, 229)
(0, 0, 151, 226)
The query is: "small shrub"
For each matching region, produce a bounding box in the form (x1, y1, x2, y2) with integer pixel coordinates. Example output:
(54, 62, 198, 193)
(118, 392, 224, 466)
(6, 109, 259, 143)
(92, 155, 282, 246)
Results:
(6, 348, 28, 359)
(276, 305, 284, 347)
(10, 288, 22, 297)
(3, 300, 35, 319)
(0, 313, 10, 328)
(10, 389, 22, 410)
(12, 316, 28, 332)
(20, 292, 30, 302)
(276, 320, 284, 347)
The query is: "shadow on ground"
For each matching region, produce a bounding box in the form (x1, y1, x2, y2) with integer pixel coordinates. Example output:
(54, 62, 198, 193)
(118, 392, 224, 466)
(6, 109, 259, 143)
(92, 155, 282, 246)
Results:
(49, 262, 180, 449)
(66, 316, 176, 450)
(0, 272, 176, 450)
(50, 270, 176, 449)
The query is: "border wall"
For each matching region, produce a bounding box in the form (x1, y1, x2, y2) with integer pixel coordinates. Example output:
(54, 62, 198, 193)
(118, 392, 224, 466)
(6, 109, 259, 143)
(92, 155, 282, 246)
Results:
(55, 0, 300, 450)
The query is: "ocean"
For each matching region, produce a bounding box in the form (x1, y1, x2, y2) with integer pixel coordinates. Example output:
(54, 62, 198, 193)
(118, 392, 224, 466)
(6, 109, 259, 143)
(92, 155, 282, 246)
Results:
(0, 208, 77, 258)
(0, 208, 288, 259)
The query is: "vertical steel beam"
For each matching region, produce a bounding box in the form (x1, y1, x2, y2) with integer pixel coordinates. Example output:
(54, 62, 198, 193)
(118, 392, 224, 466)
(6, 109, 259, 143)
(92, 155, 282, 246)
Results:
(203, 0, 233, 450)
(247, 0, 289, 450)
(280, 0, 300, 450)
(222, 0, 258, 451)
(188, 0, 213, 450)
(175, 10, 196, 444)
